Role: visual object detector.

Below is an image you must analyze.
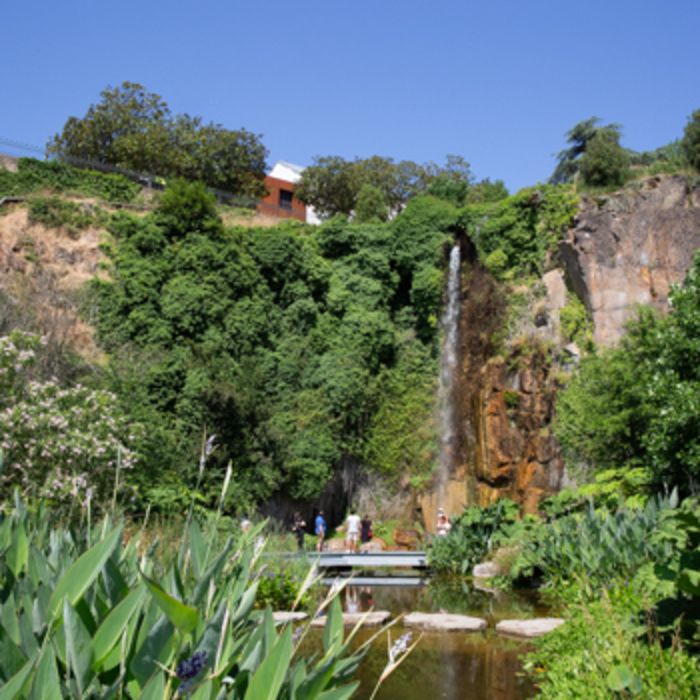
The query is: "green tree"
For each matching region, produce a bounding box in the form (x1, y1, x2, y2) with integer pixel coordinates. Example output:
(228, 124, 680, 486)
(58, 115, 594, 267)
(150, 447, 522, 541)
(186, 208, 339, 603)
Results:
(579, 129, 630, 187)
(551, 117, 624, 184)
(354, 183, 389, 222)
(48, 81, 268, 197)
(682, 108, 700, 171)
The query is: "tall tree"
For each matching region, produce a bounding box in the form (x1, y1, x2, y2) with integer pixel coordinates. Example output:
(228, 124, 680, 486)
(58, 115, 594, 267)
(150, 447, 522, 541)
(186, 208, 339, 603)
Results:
(550, 117, 624, 184)
(682, 108, 700, 171)
(48, 81, 268, 197)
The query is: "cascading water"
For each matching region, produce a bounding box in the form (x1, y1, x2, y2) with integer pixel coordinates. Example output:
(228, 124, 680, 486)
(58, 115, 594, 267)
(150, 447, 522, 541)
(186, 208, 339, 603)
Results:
(437, 244, 461, 503)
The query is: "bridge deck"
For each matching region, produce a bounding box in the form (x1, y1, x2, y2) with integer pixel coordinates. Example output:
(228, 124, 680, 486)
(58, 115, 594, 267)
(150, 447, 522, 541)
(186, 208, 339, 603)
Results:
(317, 551, 427, 569)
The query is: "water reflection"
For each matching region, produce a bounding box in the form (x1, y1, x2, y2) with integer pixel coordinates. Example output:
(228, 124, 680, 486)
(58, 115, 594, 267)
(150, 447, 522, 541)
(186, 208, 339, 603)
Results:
(319, 578, 543, 700)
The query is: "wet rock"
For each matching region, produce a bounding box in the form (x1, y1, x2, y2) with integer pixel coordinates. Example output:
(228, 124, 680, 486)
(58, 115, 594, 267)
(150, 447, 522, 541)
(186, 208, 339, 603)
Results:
(472, 562, 501, 578)
(272, 611, 308, 623)
(403, 612, 487, 632)
(393, 528, 421, 549)
(496, 618, 565, 638)
(310, 611, 391, 628)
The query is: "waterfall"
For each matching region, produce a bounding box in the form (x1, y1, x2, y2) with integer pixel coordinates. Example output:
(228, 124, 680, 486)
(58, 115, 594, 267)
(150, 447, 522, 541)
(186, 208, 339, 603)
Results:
(437, 244, 461, 502)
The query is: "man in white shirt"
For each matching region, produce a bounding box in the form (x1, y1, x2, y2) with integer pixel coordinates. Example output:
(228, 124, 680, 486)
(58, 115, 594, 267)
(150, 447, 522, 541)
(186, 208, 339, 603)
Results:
(345, 508, 361, 553)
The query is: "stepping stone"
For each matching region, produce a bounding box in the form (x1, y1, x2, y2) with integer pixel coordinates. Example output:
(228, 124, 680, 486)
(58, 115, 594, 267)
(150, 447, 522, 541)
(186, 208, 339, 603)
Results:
(472, 562, 501, 578)
(496, 618, 565, 638)
(310, 611, 391, 628)
(273, 612, 308, 623)
(403, 612, 487, 632)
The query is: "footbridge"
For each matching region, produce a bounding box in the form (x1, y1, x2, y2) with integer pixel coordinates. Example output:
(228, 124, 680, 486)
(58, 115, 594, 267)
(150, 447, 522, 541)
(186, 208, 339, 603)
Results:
(316, 551, 427, 570)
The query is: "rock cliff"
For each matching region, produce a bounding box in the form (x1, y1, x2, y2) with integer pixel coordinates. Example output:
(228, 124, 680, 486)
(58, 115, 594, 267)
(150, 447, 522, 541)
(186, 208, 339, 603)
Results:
(422, 175, 700, 526)
(561, 175, 700, 346)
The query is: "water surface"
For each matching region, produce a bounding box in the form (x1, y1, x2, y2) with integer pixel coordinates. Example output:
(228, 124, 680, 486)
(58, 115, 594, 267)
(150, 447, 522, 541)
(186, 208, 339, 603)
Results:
(317, 578, 547, 700)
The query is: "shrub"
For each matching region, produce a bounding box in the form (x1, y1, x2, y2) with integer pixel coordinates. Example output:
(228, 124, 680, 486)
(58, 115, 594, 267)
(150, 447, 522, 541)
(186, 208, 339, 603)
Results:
(524, 592, 700, 699)
(28, 195, 108, 236)
(0, 157, 140, 202)
(0, 331, 140, 510)
(428, 499, 519, 575)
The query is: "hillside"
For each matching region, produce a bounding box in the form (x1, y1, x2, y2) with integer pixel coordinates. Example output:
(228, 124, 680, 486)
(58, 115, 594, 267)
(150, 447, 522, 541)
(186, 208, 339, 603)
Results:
(2, 156, 700, 529)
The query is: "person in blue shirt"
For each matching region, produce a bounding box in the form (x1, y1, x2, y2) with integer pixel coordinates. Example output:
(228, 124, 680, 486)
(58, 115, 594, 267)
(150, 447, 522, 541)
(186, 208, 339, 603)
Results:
(314, 510, 327, 552)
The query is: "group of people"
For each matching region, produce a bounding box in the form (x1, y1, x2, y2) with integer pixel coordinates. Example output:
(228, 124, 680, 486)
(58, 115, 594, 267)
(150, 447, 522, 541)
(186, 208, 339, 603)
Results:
(291, 507, 373, 552)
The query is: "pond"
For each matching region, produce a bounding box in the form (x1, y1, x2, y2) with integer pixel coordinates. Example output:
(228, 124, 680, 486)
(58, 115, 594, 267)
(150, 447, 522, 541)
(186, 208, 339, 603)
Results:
(314, 577, 550, 700)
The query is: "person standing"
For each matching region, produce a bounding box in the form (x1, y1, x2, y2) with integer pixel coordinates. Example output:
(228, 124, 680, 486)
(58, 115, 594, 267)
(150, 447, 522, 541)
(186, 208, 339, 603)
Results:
(292, 512, 306, 551)
(436, 508, 451, 537)
(314, 510, 327, 552)
(360, 514, 373, 547)
(345, 508, 361, 553)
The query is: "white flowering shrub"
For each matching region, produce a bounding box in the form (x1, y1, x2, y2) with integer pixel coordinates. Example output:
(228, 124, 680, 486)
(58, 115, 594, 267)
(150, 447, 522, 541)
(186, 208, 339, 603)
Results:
(0, 331, 140, 508)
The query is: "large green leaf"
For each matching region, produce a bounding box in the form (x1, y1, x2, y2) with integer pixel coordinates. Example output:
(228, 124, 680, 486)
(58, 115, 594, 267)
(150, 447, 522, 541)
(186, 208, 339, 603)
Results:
(93, 584, 146, 668)
(0, 657, 34, 700)
(244, 624, 293, 700)
(323, 598, 344, 655)
(129, 614, 175, 687)
(63, 599, 94, 697)
(47, 527, 122, 623)
(139, 672, 165, 700)
(28, 646, 62, 700)
(141, 570, 199, 634)
(7, 523, 28, 577)
(606, 664, 642, 694)
(316, 683, 360, 700)
(0, 624, 27, 681)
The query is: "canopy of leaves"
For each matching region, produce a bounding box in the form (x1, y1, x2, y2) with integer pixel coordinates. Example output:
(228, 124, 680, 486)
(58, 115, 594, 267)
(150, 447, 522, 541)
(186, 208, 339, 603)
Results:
(295, 153, 503, 218)
(47, 81, 268, 197)
(92, 186, 457, 512)
(551, 117, 625, 185)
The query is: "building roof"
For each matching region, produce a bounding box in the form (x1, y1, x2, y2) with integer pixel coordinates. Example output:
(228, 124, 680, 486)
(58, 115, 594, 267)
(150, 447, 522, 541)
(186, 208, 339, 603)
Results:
(268, 161, 305, 183)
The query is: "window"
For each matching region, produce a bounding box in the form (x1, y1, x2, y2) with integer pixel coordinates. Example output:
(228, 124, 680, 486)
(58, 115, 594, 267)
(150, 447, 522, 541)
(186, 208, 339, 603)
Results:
(279, 189, 294, 210)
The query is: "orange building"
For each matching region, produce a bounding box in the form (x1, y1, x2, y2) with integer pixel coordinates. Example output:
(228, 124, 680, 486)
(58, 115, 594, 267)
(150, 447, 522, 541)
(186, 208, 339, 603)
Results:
(257, 161, 319, 223)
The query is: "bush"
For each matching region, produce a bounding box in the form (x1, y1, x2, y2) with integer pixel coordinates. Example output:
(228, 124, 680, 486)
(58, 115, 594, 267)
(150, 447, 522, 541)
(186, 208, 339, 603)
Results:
(28, 195, 108, 236)
(524, 592, 700, 699)
(428, 499, 519, 575)
(0, 157, 140, 202)
(0, 331, 140, 511)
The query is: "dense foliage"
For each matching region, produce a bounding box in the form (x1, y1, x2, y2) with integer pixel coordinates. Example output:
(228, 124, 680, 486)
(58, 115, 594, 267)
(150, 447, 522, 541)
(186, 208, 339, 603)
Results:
(459, 184, 579, 279)
(48, 81, 268, 198)
(295, 154, 506, 218)
(0, 157, 140, 202)
(428, 499, 519, 575)
(555, 250, 700, 494)
(550, 117, 625, 185)
(88, 182, 457, 512)
(0, 497, 367, 699)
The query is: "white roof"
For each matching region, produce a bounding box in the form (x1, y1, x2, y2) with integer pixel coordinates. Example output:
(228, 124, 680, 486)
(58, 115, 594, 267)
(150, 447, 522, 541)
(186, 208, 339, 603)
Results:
(269, 161, 305, 183)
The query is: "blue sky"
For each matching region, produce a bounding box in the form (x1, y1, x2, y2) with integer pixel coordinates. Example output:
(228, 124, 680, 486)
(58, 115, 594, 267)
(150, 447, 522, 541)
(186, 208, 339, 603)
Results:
(2, 0, 698, 192)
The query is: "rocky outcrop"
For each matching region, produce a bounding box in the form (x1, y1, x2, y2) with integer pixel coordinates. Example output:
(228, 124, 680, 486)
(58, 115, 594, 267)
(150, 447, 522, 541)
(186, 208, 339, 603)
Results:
(561, 175, 700, 346)
(471, 349, 567, 514)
